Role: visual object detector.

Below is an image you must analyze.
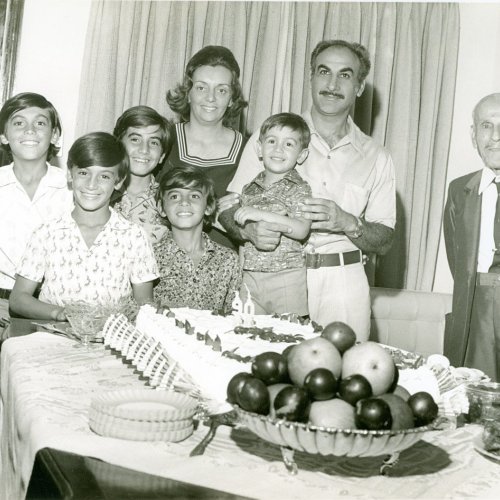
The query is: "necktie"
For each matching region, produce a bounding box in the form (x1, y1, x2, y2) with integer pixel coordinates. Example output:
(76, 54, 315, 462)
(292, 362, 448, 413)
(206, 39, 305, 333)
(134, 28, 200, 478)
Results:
(489, 181, 500, 272)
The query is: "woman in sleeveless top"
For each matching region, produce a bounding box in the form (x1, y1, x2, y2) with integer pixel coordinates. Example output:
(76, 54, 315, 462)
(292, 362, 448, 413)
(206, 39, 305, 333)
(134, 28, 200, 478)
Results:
(165, 45, 247, 249)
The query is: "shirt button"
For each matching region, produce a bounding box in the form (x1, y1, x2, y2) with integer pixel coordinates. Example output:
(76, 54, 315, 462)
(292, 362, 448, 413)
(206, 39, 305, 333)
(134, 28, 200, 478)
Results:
(323, 182, 327, 186)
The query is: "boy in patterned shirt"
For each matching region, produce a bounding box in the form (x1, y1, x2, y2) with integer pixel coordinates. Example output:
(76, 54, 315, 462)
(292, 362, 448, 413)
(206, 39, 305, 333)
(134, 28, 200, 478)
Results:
(9, 132, 158, 321)
(153, 165, 241, 312)
(232, 113, 312, 316)
(112, 105, 171, 244)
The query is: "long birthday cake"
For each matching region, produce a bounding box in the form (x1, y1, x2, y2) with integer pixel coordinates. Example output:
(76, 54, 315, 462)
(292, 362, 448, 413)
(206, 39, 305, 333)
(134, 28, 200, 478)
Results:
(131, 305, 321, 413)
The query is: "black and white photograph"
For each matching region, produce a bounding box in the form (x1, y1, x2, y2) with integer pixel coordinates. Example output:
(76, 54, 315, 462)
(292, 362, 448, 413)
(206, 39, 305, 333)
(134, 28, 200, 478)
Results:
(1, 1, 500, 498)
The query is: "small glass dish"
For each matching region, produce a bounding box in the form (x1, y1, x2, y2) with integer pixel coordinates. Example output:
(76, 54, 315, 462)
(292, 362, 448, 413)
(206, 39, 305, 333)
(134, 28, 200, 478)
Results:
(466, 381, 500, 423)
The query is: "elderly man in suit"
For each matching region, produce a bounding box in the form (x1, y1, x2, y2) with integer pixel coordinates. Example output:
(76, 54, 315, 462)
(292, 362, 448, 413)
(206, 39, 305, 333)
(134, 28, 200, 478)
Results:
(444, 93, 500, 381)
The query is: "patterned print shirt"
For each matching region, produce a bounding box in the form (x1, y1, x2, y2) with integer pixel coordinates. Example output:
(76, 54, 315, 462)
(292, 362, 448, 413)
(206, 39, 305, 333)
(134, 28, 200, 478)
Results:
(17, 209, 159, 307)
(112, 178, 168, 244)
(153, 232, 242, 312)
(240, 169, 312, 272)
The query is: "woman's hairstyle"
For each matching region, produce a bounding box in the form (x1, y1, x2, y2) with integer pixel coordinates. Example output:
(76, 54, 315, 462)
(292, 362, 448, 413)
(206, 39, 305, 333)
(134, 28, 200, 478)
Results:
(113, 105, 172, 155)
(310, 39, 371, 83)
(259, 112, 311, 150)
(166, 45, 248, 127)
(67, 132, 129, 182)
(156, 164, 217, 227)
(0, 92, 62, 160)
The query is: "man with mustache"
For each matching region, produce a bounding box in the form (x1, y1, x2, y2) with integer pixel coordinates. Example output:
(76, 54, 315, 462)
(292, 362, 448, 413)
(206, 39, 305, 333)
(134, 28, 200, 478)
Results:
(444, 93, 500, 381)
(220, 40, 396, 341)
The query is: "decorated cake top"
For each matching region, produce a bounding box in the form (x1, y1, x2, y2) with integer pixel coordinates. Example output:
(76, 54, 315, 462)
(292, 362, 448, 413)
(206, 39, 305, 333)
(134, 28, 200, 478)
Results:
(135, 305, 321, 413)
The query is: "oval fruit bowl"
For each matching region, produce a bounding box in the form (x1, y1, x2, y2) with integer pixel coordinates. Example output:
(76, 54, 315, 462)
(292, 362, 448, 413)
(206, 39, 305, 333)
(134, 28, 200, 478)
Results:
(233, 404, 439, 474)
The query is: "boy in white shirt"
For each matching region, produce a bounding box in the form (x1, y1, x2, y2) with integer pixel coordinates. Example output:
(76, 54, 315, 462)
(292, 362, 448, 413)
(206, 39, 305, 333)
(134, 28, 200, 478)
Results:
(0, 93, 72, 329)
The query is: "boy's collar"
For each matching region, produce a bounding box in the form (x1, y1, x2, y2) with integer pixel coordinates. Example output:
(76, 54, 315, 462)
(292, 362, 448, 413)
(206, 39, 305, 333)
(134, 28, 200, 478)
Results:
(253, 168, 303, 187)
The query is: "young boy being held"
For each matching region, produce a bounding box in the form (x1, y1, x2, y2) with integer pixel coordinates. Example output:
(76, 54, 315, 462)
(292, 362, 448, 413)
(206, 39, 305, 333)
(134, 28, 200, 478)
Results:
(0, 92, 72, 327)
(154, 165, 241, 312)
(112, 105, 172, 244)
(10, 132, 158, 321)
(233, 112, 312, 316)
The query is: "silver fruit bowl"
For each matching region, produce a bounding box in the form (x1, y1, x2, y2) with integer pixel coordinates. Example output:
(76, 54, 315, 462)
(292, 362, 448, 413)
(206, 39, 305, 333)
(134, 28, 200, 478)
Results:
(233, 404, 440, 475)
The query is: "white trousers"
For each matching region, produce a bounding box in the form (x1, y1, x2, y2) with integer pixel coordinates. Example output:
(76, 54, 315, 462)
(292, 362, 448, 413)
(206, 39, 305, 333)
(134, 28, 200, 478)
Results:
(307, 262, 371, 341)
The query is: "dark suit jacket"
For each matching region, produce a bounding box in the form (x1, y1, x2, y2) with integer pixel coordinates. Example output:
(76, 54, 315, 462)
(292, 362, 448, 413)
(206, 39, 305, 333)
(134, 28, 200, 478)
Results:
(443, 169, 482, 367)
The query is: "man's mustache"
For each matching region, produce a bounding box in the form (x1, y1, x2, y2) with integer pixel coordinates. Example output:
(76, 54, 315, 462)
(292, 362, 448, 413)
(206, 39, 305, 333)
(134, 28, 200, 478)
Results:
(319, 90, 344, 99)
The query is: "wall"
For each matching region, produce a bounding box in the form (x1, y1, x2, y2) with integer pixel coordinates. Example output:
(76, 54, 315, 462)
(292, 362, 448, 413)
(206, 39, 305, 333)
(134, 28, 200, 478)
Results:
(11, 1, 500, 291)
(13, 0, 92, 167)
(433, 2, 500, 293)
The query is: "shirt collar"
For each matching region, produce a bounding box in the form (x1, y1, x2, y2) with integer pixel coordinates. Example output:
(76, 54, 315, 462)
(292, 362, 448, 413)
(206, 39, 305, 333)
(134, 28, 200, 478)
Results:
(113, 176, 158, 202)
(478, 167, 498, 194)
(251, 168, 303, 188)
(57, 208, 130, 231)
(0, 162, 67, 188)
(303, 109, 365, 156)
(164, 231, 216, 254)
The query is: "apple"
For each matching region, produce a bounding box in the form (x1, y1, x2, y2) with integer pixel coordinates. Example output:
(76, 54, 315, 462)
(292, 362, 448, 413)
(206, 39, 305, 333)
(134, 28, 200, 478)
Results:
(341, 341, 395, 396)
(227, 372, 252, 404)
(355, 397, 392, 430)
(274, 386, 311, 422)
(304, 368, 337, 401)
(387, 365, 399, 393)
(379, 393, 414, 430)
(338, 374, 372, 405)
(408, 391, 439, 426)
(238, 377, 270, 415)
(267, 383, 292, 417)
(321, 321, 357, 354)
(309, 398, 356, 429)
(251, 351, 289, 385)
(392, 385, 411, 402)
(287, 337, 342, 387)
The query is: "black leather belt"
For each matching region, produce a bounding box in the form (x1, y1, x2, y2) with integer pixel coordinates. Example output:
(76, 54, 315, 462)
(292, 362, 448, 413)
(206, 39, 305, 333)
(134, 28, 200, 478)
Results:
(305, 250, 362, 269)
(0, 288, 11, 300)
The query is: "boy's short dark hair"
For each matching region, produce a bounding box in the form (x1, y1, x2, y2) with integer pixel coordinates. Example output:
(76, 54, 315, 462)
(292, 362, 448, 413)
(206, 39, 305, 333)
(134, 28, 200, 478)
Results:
(68, 132, 129, 182)
(113, 105, 172, 156)
(156, 164, 216, 227)
(259, 112, 311, 150)
(0, 92, 62, 160)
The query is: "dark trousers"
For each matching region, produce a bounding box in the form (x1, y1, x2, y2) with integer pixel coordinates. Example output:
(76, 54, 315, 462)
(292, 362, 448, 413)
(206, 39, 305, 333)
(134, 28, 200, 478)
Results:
(466, 273, 500, 381)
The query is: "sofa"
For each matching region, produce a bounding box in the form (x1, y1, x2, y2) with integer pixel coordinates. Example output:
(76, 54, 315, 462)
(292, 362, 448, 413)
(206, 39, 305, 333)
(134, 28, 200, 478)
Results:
(369, 287, 453, 358)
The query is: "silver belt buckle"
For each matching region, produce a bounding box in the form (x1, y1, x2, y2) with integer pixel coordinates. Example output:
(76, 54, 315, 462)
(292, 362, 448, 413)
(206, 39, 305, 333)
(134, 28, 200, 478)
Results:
(306, 253, 321, 269)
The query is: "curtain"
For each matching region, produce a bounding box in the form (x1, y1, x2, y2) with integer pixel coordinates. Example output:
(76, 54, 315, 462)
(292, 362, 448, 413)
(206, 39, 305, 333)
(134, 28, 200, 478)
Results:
(76, 1, 460, 291)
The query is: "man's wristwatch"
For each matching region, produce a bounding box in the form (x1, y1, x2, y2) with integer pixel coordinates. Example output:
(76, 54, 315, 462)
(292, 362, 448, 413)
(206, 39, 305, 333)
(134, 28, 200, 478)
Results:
(346, 217, 364, 238)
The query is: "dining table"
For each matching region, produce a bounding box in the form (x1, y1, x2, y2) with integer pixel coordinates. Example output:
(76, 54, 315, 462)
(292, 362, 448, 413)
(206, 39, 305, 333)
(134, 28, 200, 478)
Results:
(1, 319, 500, 500)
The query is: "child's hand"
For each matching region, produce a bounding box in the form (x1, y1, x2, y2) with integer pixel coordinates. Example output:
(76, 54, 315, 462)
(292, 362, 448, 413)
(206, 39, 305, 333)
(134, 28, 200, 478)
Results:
(51, 307, 67, 322)
(234, 206, 263, 225)
(217, 193, 240, 214)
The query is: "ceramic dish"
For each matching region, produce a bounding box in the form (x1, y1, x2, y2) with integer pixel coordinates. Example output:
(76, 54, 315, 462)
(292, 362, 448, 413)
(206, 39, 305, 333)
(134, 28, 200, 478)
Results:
(90, 389, 198, 422)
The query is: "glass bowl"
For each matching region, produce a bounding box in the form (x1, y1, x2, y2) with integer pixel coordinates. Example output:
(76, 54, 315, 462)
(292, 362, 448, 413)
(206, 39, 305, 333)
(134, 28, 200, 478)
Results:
(466, 381, 500, 423)
(233, 404, 439, 474)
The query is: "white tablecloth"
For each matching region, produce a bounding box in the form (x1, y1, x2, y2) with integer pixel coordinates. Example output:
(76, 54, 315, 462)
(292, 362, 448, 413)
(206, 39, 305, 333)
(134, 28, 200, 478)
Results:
(1, 333, 500, 500)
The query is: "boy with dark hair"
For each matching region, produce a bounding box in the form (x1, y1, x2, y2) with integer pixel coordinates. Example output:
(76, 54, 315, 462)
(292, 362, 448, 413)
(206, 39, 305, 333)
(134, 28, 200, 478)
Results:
(10, 132, 158, 321)
(153, 164, 241, 312)
(0, 92, 71, 328)
(233, 112, 312, 316)
(112, 105, 172, 243)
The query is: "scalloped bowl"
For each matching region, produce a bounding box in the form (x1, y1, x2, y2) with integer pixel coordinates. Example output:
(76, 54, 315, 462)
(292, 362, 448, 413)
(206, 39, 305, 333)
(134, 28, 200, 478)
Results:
(234, 405, 438, 457)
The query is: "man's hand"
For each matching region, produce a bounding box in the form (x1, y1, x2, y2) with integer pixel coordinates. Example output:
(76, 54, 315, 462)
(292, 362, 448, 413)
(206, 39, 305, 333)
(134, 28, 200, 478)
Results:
(242, 221, 291, 251)
(300, 197, 357, 233)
